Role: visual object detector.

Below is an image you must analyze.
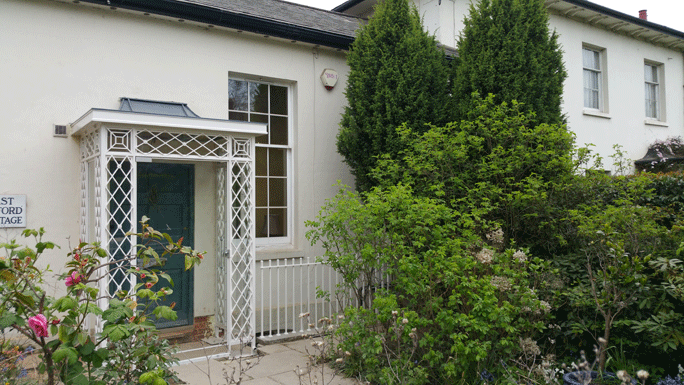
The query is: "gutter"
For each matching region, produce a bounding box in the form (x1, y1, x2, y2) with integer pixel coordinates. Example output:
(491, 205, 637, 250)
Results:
(76, 0, 356, 50)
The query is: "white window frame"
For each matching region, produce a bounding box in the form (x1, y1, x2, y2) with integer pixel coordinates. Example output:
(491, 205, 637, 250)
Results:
(582, 45, 608, 114)
(228, 75, 293, 248)
(644, 61, 665, 122)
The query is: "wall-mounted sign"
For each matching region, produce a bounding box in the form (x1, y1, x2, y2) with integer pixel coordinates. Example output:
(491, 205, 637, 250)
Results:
(0, 195, 26, 228)
(320, 68, 338, 90)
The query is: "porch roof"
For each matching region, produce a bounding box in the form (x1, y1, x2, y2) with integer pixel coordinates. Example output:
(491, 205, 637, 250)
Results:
(70, 108, 268, 137)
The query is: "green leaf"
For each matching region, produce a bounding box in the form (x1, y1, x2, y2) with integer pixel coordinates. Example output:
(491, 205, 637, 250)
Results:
(102, 324, 130, 342)
(0, 312, 16, 329)
(153, 306, 178, 321)
(58, 325, 71, 343)
(137, 289, 154, 299)
(160, 272, 174, 287)
(69, 374, 89, 385)
(102, 306, 129, 322)
(79, 340, 95, 355)
(53, 346, 79, 365)
(15, 292, 35, 308)
(77, 332, 88, 346)
(54, 296, 77, 311)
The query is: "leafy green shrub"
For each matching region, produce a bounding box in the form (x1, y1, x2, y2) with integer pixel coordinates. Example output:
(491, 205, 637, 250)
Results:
(308, 184, 557, 384)
(373, 94, 575, 248)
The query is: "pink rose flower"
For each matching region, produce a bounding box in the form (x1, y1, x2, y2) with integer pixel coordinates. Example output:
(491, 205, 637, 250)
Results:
(28, 314, 48, 338)
(65, 271, 82, 287)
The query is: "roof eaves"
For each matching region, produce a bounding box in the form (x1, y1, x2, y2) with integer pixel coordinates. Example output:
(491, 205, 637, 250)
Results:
(558, 0, 684, 41)
(77, 0, 357, 50)
(331, 0, 366, 13)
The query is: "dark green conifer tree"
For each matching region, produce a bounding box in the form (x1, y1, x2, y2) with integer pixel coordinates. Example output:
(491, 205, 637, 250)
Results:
(337, 0, 451, 192)
(453, 0, 567, 125)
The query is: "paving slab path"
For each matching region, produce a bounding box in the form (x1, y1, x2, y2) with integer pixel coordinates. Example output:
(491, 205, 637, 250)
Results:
(172, 339, 363, 385)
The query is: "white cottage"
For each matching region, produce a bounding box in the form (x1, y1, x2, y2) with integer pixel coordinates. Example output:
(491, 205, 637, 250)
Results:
(2, 0, 684, 350)
(0, 0, 357, 349)
(336, 0, 684, 169)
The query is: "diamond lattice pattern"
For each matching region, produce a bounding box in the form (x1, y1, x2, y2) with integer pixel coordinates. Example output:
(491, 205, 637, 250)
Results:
(105, 157, 134, 296)
(137, 130, 229, 159)
(230, 161, 253, 339)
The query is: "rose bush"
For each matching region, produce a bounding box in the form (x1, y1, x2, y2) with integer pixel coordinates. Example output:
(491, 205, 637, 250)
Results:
(0, 217, 203, 385)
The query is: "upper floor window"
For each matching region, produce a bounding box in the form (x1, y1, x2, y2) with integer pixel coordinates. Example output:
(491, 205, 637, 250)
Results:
(229, 79, 291, 244)
(644, 62, 662, 120)
(583, 47, 603, 110)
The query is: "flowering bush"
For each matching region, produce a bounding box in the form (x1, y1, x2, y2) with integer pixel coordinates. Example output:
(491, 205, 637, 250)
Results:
(0, 218, 203, 385)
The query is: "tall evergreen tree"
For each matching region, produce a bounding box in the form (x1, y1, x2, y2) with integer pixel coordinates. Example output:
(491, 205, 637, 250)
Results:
(337, 0, 451, 192)
(453, 0, 567, 125)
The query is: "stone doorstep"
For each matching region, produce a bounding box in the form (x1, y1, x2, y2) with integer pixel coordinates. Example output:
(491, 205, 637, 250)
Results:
(159, 325, 195, 343)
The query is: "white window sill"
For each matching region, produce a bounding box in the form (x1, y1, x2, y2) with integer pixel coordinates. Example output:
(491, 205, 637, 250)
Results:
(644, 119, 668, 127)
(256, 248, 304, 261)
(583, 109, 611, 119)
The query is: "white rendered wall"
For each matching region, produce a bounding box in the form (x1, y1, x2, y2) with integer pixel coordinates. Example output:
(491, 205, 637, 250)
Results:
(550, 13, 684, 170)
(0, 0, 353, 317)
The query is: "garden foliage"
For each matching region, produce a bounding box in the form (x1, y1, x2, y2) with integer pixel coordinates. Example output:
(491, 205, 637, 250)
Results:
(307, 184, 558, 383)
(452, 0, 566, 126)
(337, 0, 451, 192)
(373, 94, 575, 247)
(0, 219, 203, 385)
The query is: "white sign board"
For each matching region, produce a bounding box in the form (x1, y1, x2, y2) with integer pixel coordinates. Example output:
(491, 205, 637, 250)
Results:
(0, 195, 26, 228)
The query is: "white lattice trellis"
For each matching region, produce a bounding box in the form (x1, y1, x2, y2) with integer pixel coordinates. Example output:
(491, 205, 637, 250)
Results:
(137, 130, 230, 159)
(75, 113, 262, 351)
(229, 161, 254, 344)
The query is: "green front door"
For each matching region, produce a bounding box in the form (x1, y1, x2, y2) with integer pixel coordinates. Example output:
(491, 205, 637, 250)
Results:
(137, 162, 194, 328)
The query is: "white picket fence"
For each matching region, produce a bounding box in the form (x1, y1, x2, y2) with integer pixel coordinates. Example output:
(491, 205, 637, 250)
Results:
(255, 256, 391, 340)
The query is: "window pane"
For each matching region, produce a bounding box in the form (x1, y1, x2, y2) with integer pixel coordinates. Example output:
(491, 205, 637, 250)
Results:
(229, 111, 248, 121)
(583, 70, 599, 109)
(250, 113, 269, 144)
(583, 49, 599, 70)
(645, 64, 658, 83)
(250, 82, 269, 113)
(257, 208, 286, 237)
(271, 116, 288, 145)
(255, 178, 267, 207)
(229, 80, 249, 111)
(256, 208, 268, 238)
(255, 147, 267, 176)
(269, 208, 287, 237)
(269, 178, 286, 207)
(270, 85, 288, 115)
(269, 148, 286, 177)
